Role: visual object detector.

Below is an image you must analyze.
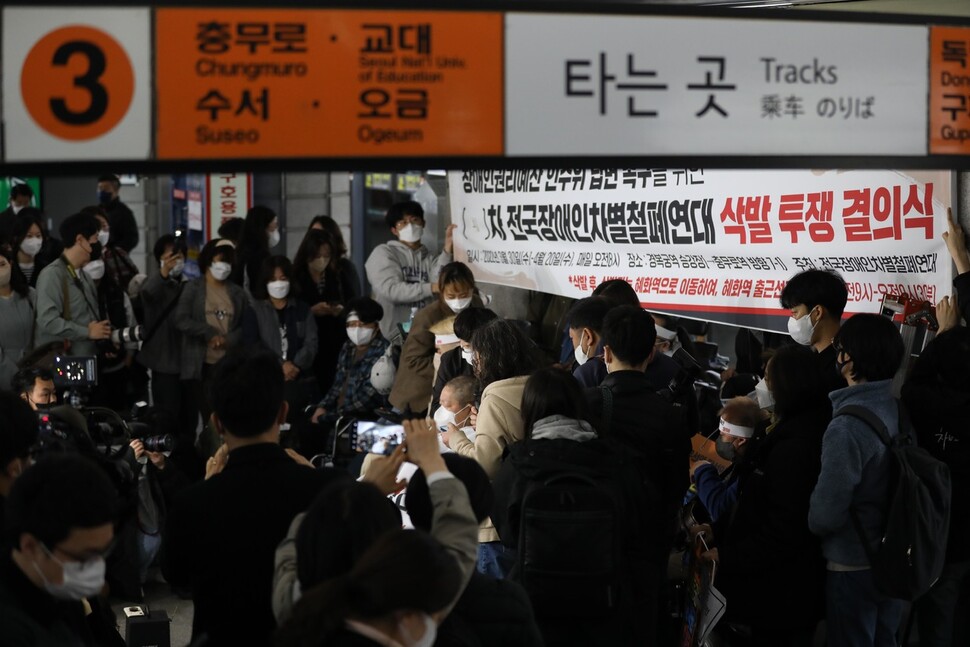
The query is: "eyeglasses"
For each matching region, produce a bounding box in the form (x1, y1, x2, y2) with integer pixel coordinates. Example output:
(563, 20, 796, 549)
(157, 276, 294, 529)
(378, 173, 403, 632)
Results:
(45, 537, 117, 563)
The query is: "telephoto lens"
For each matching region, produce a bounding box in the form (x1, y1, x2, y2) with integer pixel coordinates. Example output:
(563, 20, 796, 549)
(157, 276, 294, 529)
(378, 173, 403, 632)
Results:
(142, 434, 174, 453)
(110, 325, 145, 345)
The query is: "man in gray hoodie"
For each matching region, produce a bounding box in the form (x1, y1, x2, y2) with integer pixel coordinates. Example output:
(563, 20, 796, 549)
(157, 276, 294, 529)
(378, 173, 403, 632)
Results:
(808, 313, 906, 647)
(364, 200, 454, 345)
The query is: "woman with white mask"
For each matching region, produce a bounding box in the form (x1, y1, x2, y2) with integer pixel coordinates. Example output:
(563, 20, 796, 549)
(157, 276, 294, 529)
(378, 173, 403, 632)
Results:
(307, 297, 390, 456)
(243, 256, 318, 425)
(85, 207, 140, 291)
(389, 262, 482, 415)
(11, 208, 51, 287)
(233, 205, 279, 293)
(175, 238, 248, 448)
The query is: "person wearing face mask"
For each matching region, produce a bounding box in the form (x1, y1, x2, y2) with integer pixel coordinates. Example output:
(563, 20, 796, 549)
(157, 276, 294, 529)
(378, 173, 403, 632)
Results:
(0, 183, 35, 250)
(566, 296, 612, 385)
(175, 239, 248, 448)
(0, 453, 122, 646)
(81, 206, 139, 292)
(136, 234, 198, 471)
(95, 173, 138, 253)
(292, 229, 360, 396)
(10, 208, 51, 287)
(0, 250, 36, 391)
(689, 397, 763, 526)
(697, 344, 830, 647)
(244, 256, 318, 425)
(12, 367, 57, 412)
(390, 262, 481, 414)
(433, 376, 477, 451)
(307, 298, 390, 454)
(232, 205, 279, 293)
(780, 268, 850, 395)
(34, 212, 111, 358)
(365, 200, 456, 346)
(430, 307, 498, 412)
(582, 306, 690, 645)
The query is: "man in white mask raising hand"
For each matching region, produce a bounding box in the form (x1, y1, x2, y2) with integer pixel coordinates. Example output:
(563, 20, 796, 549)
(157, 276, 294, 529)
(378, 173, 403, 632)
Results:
(779, 269, 849, 394)
(365, 201, 455, 346)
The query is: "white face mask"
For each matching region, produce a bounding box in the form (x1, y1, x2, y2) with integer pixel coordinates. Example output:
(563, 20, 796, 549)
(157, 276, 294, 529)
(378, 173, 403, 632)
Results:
(433, 404, 470, 433)
(347, 326, 375, 346)
(97, 230, 110, 248)
(445, 296, 473, 313)
(267, 228, 281, 248)
(461, 347, 474, 367)
(34, 547, 107, 601)
(209, 261, 231, 281)
(82, 259, 105, 280)
(163, 257, 185, 277)
(20, 237, 43, 258)
(267, 280, 290, 299)
(574, 331, 591, 366)
(397, 223, 424, 243)
(787, 310, 817, 346)
(399, 613, 437, 647)
(755, 379, 775, 411)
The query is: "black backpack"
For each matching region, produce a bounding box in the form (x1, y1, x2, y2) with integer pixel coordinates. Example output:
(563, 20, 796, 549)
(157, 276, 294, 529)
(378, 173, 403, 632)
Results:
(515, 472, 622, 619)
(835, 403, 952, 601)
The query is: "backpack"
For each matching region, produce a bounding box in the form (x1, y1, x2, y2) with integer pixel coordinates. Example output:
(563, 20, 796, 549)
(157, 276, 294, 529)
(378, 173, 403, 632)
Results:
(835, 403, 952, 601)
(515, 471, 622, 619)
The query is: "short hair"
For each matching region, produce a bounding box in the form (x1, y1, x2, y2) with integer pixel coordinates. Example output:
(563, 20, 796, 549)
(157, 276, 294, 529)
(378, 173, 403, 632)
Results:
(780, 269, 849, 319)
(444, 375, 476, 407)
(602, 305, 657, 366)
(471, 319, 540, 388)
(296, 480, 399, 589)
(453, 307, 498, 342)
(0, 391, 39, 469)
(765, 344, 830, 418)
(342, 297, 383, 326)
(10, 184, 34, 200)
(592, 279, 640, 307)
(437, 261, 475, 293)
(521, 366, 591, 436)
(567, 296, 613, 334)
(197, 238, 235, 274)
(718, 396, 761, 429)
(5, 454, 118, 547)
(97, 174, 121, 187)
(407, 454, 493, 528)
(152, 233, 187, 263)
(216, 217, 244, 243)
(384, 200, 424, 230)
(833, 313, 904, 383)
(208, 348, 285, 438)
(12, 366, 54, 395)
(58, 212, 100, 248)
(252, 255, 292, 300)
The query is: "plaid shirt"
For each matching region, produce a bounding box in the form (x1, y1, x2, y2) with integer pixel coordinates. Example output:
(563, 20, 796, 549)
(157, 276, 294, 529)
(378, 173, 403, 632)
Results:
(319, 335, 389, 415)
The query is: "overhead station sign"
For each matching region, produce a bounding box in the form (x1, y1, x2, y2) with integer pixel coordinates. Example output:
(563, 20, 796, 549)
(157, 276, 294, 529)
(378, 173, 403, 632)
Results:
(154, 8, 503, 160)
(0, 7, 968, 163)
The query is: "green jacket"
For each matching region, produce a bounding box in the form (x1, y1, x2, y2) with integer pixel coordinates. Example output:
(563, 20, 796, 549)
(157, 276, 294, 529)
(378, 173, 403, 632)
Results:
(34, 257, 100, 356)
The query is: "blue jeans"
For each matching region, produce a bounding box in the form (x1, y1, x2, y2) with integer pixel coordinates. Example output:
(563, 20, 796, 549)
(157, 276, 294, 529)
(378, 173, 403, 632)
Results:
(477, 542, 515, 579)
(916, 560, 970, 647)
(826, 570, 905, 647)
(137, 531, 163, 584)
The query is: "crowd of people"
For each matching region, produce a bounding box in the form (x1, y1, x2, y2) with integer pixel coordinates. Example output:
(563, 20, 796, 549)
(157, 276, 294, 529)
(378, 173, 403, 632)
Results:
(0, 188, 968, 647)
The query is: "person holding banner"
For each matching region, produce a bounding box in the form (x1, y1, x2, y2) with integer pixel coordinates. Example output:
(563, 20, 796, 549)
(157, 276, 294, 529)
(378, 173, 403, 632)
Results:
(943, 207, 970, 326)
(780, 268, 849, 394)
(364, 201, 454, 346)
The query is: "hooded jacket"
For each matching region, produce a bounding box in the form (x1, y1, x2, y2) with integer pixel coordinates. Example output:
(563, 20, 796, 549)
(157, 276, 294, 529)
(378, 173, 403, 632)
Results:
(363, 240, 451, 345)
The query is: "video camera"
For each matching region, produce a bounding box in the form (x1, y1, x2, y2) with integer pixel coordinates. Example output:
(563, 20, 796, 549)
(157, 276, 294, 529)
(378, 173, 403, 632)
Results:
(660, 347, 706, 402)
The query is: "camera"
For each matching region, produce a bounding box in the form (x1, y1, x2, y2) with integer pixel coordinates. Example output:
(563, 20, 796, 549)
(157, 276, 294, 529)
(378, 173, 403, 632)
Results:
(660, 347, 706, 402)
(111, 325, 144, 345)
(51, 355, 98, 389)
(129, 426, 175, 453)
(353, 421, 404, 455)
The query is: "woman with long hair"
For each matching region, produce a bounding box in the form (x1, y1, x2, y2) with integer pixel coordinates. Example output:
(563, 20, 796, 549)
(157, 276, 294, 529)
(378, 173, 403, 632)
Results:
(0, 249, 34, 391)
(233, 205, 279, 291)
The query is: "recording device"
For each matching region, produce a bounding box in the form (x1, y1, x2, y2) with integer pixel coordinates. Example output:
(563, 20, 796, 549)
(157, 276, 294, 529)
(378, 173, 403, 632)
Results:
(660, 347, 706, 401)
(51, 355, 98, 388)
(353, 421, 404, 455)
(111, 325, 145, 345)
(124, 604, 171, 647)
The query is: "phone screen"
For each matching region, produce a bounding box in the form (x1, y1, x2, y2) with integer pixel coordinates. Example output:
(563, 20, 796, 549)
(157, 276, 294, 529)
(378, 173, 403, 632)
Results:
(354, 421, 404, 455)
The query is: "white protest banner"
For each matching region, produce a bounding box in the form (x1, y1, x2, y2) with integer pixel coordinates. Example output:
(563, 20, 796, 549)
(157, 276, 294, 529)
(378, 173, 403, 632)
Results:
(449, 169, 952, 333)
(505, 14, 928, 156)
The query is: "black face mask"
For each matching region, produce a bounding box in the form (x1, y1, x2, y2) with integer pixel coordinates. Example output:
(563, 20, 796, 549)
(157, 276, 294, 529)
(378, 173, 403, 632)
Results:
(715, 436, 738, 462)
(88, 240, 102, 261)
(836, 355, 851, 380)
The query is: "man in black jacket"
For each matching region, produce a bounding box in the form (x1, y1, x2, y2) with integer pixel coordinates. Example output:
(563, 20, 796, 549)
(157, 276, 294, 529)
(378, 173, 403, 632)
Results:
(585, 305, 690, 645)
(97, 174, 138, 253)
(161, 348, 349, 646)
